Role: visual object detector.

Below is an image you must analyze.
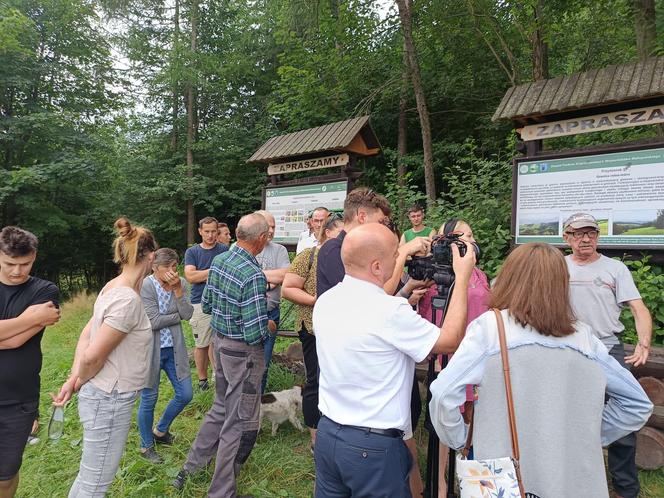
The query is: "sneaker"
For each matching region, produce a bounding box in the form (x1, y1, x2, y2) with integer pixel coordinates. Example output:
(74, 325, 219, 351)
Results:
(198, 379, 210, 391)
(139, 447, 163, 464)
(153, 430, 175, 445)
(172, 469, 189, 490)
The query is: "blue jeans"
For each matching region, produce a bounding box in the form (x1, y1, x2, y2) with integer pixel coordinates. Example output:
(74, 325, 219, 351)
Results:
(137, 347, 193, 449)
(261, 307, 280, 394)
(69, 383, 138, 497)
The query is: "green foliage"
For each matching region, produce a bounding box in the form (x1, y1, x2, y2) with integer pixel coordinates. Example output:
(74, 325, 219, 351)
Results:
(621, 257, 664, 347)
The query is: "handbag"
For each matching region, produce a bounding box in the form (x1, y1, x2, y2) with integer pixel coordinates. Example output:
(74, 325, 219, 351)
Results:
(455, 308, 526, 498)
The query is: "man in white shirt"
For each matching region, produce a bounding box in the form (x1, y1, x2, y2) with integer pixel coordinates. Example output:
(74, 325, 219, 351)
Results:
(312, 223, 474, 497)
(296, 207, 329, 254)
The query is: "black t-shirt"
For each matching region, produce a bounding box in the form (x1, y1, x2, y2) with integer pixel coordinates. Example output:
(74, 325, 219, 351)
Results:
(0, 276, 59, 405)
(316, 230, 346, 297)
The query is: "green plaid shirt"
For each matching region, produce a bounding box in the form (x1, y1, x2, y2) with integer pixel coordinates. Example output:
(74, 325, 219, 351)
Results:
(201, 245, 269, 345)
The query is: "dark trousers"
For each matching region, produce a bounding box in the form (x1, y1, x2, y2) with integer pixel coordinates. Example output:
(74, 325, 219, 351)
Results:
(0, 400, 38, 481)
(314, 416, 412, 498)
(608, 343, 639, 498)
(184, 334, 264, 498)
(298, 326, 320, 428)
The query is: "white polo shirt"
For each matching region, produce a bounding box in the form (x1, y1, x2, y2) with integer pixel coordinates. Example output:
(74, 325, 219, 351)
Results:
(296, 230, 317, 254)
(313, 275, 439, 431)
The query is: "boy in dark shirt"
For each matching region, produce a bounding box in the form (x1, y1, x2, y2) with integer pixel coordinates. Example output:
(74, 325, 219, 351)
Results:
(0, 226, 60, 498)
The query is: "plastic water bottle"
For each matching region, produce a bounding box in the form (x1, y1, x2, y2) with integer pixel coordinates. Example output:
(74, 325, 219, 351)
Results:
(48, 406, 64, 440)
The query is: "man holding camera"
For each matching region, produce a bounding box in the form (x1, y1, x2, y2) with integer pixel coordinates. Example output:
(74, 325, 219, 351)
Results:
(312, 223, 474, 497)
(563, 212, 652, 498)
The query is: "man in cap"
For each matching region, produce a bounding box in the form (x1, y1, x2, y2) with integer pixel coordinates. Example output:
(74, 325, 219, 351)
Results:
(563, 212, 652, 498)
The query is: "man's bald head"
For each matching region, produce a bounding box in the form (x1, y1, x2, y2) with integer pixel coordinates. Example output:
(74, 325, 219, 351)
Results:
(341, 223, 398, 285)
(236, 213, 269, 242)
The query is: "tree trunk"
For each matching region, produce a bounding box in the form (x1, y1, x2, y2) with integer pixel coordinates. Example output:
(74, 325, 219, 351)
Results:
(395, 0, 436, 203)
(397, 48, 409, 216)
(171, 0, 180, 151)
(185, 0, 198, 245)
(634, 0, 656, 59)
(532, 0, 549, 81)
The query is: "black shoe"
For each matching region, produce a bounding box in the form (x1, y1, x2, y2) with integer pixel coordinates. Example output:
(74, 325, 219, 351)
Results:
(153, 431, 175, 445)
(140, 447, 163, 464)
(198, 379, 210, 391)
(172, 469, 189, 490)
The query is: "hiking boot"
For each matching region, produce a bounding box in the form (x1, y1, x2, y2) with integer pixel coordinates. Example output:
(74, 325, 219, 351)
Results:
(172, 469, 189, 490)
(198, 379, 210, 391)
(153, 430, 175, 445)
(140, 447, 163, 464)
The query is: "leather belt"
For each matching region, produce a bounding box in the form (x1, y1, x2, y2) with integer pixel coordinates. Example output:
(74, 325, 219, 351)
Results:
(322, 415, 404, 438)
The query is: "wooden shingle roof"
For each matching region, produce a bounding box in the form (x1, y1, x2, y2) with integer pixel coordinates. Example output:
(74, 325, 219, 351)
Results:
(247, 116, 381, 163)
(493, 56, 664, 122)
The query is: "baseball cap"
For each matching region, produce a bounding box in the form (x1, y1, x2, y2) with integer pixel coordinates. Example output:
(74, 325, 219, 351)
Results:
(563, 213, 599, 231)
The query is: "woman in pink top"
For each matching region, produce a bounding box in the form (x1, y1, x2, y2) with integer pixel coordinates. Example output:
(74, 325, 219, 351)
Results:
(53, 218, 157, 497)
(417, 218, 489, 496)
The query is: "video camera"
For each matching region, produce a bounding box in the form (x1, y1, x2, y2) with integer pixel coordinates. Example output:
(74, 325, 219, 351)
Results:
(405, 232, 479, 285)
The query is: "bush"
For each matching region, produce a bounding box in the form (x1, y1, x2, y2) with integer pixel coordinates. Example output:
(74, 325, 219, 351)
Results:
(621, 256, 664, 346)
(384, 140, 513, 278)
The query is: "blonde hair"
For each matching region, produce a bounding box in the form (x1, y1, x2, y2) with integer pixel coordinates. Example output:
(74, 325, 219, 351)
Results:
(112, 217, 157, 267)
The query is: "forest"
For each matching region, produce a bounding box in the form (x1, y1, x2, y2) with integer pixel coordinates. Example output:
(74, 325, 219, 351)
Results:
(1, 0, 663, 302)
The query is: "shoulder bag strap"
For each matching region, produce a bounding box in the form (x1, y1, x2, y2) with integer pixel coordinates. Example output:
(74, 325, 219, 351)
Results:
(494, 308, 526, 498)
(305, 247, 317, 280)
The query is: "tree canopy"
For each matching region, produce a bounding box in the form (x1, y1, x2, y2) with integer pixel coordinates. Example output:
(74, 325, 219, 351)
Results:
(1, 0, 663, 294)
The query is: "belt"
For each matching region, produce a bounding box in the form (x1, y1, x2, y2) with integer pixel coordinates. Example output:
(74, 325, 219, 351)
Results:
(322, 415, 404, 438)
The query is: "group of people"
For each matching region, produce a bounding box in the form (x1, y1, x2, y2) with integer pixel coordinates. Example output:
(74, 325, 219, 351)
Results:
(0, 186, 656, 498)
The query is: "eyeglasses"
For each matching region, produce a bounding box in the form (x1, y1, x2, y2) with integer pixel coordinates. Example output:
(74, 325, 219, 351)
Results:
(565, 229, 599, 240)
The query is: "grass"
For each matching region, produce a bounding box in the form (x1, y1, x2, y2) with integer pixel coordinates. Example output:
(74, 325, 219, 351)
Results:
(17, 294, 664, 497)
(621, 226, 664, 235)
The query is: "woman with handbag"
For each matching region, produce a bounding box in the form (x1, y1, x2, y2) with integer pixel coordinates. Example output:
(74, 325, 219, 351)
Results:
(429, 242, 652, 498)
(137, 248, 194, 463)
(281, 213, 343, 449)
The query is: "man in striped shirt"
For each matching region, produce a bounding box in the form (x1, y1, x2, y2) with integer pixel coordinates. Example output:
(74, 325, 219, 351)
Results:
(173, 213, 275, 498)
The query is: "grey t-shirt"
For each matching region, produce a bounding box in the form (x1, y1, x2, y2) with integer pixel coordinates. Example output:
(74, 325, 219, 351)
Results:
(256, 242, 290, 311)
(566, 254, 641, 348)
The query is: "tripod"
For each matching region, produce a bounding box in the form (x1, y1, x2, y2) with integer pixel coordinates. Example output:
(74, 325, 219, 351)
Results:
(423, 276, 457, 498)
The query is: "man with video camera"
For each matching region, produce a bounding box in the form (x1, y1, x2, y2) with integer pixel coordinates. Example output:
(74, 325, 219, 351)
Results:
(312, 222, 475, 497)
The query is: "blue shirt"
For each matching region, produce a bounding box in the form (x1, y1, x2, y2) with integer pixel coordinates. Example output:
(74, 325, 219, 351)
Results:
(184, 243, 228, 304)
(149, 275, 173, 348)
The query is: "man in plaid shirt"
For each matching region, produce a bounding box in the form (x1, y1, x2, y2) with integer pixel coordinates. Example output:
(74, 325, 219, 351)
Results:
(173, 213, 275, 498)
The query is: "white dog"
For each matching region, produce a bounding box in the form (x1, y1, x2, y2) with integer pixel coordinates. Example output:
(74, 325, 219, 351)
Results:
(259, 386, 304, 436)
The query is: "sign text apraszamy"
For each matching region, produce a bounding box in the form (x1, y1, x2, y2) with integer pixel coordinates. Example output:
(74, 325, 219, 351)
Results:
(520, 104, 664, 141)
(267, 153, 349, 175)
